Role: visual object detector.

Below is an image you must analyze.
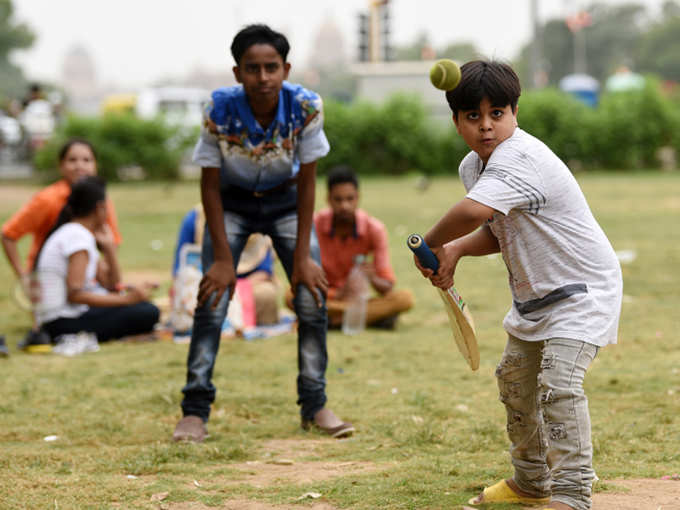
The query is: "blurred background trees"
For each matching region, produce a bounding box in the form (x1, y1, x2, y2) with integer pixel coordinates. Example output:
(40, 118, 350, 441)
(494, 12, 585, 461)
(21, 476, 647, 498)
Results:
(3, 0, 680, 179)
(0, 0, 35, 100)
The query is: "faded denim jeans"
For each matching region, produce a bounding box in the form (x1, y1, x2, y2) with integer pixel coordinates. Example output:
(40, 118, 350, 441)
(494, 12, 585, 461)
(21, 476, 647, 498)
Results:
(181, 185, 328, 422)
(496, 335, 599, 510)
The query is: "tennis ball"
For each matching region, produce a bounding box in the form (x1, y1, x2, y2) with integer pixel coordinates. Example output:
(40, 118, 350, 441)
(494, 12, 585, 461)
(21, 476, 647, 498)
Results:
(429, 59, 461, 91)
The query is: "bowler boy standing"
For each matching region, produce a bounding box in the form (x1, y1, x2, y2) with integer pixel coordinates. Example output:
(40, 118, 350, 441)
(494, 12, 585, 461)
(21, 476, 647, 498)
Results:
(173, 24, 354, 442)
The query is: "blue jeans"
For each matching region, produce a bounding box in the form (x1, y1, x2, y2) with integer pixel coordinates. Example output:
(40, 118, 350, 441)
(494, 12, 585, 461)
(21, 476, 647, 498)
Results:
(180, 185, 328, 422)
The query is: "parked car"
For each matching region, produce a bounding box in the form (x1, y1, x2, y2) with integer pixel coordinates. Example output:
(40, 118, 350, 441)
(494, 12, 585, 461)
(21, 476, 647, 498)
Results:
(136, 87, 210, 128)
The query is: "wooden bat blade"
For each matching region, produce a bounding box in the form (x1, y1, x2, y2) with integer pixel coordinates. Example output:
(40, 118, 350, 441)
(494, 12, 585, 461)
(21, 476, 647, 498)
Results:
(406, 233, 480, 370)
(437, 287, 480, 371)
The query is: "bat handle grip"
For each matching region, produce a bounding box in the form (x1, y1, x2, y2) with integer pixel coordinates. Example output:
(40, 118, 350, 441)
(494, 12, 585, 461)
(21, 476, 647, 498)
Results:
(407, 234, 439, 274)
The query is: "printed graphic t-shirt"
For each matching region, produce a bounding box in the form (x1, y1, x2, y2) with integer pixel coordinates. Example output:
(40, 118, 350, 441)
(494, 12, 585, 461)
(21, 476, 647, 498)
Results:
(459, 128, 622, 346)
(192, 81, 330, 192)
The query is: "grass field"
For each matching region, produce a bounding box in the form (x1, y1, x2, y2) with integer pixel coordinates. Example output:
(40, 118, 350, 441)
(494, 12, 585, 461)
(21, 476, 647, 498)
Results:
(0, 172, 679, 509)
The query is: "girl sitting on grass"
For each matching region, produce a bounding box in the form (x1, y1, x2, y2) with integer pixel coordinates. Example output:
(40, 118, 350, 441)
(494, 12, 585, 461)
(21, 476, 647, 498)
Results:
(35, 176, 159, 343)
(1, 138, 123, 351)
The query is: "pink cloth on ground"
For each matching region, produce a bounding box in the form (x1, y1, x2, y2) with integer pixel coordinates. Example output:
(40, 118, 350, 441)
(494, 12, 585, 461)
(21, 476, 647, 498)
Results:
(235, 278, 256, 328)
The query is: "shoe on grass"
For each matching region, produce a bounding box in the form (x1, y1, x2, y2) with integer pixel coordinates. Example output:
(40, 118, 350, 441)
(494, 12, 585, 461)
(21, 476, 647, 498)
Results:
(468, 479, 551, 505)
(173, 415, 208, 443)
(0, 335, 9, 357)
(18, 329, 52, 354)
(53, 332, 99, 356)
(301, 408, 355, 438)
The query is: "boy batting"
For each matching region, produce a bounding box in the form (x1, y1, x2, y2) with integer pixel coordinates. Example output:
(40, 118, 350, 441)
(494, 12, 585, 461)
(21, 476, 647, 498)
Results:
(415, 61, 622, 510)
(173, 24, 353, 442)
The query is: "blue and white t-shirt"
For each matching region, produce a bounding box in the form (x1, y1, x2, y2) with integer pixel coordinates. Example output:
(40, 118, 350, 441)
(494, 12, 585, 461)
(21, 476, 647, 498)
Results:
(192, 82, 330, 192)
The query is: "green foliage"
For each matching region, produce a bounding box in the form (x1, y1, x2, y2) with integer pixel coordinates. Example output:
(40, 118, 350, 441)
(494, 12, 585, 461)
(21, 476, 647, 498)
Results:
(591, 78, 679, 169)
(0, 0, 35, 99)
(519, 79, 680, 169)
(635, 11, 680, 81)
(0, 0, 34, 58)
(324, 82, 680, 175)
(322, 94, 468, 176)
(516, 1, 680, 86)
(582, 3, 648, 81)
(34, 113, 197, 181)
(517, 88, 596, 164)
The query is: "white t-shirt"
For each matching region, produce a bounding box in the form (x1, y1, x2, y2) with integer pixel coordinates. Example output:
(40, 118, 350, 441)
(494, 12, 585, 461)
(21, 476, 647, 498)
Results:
(35, 222, 99, 325)
(460, 128, 622, 346)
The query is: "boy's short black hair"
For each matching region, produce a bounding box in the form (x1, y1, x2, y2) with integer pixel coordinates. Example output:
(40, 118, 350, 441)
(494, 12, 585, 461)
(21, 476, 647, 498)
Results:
(327, 165, 359, 192)
(230, 24, 290, 65)
(446, 60, 521, 118)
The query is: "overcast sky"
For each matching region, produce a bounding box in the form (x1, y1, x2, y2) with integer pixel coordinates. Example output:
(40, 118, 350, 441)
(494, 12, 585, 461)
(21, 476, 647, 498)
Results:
(11, 0, 666, 89)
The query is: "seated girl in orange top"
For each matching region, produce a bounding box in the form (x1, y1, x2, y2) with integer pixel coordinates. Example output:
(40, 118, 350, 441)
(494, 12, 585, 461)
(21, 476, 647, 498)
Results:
(1, 138, 122, 280)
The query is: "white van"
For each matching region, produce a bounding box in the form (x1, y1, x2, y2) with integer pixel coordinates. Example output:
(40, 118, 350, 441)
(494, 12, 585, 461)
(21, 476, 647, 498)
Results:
(135, 87, 211, 129)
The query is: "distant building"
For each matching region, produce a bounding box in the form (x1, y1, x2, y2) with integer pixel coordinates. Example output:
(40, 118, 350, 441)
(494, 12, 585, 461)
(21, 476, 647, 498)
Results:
(61, 45, 101, 114)
(307, 18, 347, 71)
(178, 66, 237, 91)
(351, 60, 452, 124)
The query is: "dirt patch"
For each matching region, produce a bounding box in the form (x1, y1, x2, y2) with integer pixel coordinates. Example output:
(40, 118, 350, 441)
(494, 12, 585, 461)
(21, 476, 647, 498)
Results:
(219, 460, 379, 488)
(259, 438, 335, 459)
(592, 478, 680, 510)
(165, 439, 373, 509)
(228, 438, 382, 487)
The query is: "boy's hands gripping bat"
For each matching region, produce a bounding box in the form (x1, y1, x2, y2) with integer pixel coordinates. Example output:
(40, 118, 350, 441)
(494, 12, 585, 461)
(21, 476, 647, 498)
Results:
(407, 234, 480, 371)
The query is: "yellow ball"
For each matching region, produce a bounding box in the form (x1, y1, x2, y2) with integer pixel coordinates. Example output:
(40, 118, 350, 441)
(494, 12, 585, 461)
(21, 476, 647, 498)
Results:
(429, 59, 461, 91)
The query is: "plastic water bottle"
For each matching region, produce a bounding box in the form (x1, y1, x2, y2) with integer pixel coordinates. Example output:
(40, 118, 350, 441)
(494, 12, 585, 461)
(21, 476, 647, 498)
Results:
(342, 255, 369, 335)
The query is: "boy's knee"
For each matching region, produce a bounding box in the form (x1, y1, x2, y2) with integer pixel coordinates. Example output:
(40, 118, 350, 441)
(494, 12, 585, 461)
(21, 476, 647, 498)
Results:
(293, 286, 325, 320)
(495, 351, 527, 379)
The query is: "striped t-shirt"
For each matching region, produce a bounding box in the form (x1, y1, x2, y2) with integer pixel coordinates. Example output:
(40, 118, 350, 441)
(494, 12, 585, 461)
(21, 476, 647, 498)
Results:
(459, 128, 622, 346)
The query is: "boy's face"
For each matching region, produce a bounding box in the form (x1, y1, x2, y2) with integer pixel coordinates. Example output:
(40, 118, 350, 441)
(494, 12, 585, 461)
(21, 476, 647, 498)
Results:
(328, 182, 359, 224)
(233, 43, 290, 106)
(453, 97, 518, 164)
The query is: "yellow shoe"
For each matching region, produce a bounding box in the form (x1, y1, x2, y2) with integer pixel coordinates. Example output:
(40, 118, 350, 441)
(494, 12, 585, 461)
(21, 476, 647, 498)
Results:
(468, 479, 551, 505)
(19, 330, 52, 354)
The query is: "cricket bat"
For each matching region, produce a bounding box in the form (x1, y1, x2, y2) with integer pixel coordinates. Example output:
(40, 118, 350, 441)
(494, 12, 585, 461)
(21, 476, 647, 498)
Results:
(407, 234, 480, 371)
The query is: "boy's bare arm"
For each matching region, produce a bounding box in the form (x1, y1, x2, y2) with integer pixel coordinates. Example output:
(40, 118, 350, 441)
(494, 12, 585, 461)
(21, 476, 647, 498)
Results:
(419, 199, 498, 290)
(416, 225, 500, 290)
(452, 224, 500, 257)
(197, 167, 235, 308)
(424, 198, 496, 249)
(424, 226, 500, 290)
